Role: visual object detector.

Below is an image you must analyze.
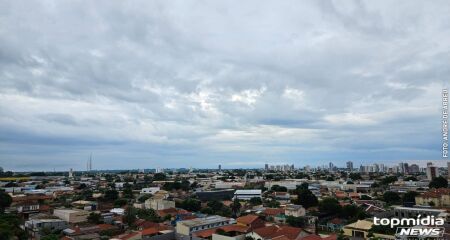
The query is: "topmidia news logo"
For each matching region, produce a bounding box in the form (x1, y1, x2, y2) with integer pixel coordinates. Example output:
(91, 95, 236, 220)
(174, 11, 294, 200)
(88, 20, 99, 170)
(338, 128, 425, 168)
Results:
(374, 215, 445, 238)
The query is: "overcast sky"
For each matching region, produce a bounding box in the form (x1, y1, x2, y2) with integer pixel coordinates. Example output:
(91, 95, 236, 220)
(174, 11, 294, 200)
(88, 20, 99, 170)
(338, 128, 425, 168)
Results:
(0, 0, 449, 171)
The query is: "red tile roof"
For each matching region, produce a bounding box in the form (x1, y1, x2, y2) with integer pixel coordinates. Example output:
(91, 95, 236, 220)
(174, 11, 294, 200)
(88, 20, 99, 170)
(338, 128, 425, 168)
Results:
(141, 225, 168, 236)
(301, 234, 337, 240)
(301, 235, 322, 240)
(421, 188, 450, 198)
(135, 220, 167, 230)
(141, 228, 159, 236)
(237, 214, 260, 225)
(264, 208, 284, 216)
(192, 224, 250, 238)
(119, 232, 140, 240)
(253, 225, 303, 240)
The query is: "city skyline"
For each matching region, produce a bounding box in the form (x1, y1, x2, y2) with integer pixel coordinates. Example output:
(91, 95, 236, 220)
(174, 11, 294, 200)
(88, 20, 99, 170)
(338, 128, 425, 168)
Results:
(1, 1, 449, 171)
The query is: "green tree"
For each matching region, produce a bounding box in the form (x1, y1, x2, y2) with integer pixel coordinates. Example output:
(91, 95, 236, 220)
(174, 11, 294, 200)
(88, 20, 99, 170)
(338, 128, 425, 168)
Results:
(104, 189, 119, 201)
(0, 191, 12, 213)
(264, 199, 280, 208)
(249, 197, 262, 206)
(230, 198, 241, 217)
(87, 212, 102, 224)
(381, 176, 398, 185)
(319, 198, 341, 215)
(153, 173, 166, 181)
(348, 173, 362, 180)
(383, 191, 401, 205)
(200, 207, 214, 214)
(178, 198, 201, 212)
(402, 191, 419, 205)
(114, 198, 128, 207)
(270, 185, 288, 192)
(360, 195, 372, 200)
(207, 200, 224, 212)
(286, 216, 306, 227)
(0, 214, 28, 240)
(429, 176, 448, 189)
(339, 205, 368, 221)
(122, 184, 133, 199)
(136, 208, 161, 222)
(123, 205, 137, 228)
(296, 187, 318, 209)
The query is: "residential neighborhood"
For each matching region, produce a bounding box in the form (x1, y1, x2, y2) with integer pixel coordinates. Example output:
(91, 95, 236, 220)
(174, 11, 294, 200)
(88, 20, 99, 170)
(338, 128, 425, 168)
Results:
(1, 162, 450, 240)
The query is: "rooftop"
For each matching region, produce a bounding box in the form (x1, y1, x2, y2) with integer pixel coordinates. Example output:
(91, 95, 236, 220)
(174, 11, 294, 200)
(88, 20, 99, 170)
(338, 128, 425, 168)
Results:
(235, 190, 262, 194)
(178, 215, 232, 227)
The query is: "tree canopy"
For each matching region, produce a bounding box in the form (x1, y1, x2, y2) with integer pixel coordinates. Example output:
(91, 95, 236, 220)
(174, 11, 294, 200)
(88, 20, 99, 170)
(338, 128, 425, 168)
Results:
(429, 176, 448, 189)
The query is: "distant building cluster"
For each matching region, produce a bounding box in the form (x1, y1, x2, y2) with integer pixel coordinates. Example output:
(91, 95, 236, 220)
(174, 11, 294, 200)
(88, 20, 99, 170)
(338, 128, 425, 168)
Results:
(1, 160, 450, 240)
(265, 164, 295, 172)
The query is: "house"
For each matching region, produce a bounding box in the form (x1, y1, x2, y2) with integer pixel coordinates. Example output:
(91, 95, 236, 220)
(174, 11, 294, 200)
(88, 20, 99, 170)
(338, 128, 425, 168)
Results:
(263, 208, 285, 218)
(247, 225, 309, 240)
(393, 206, 448, 219)
(140, 187, 161, 195)
(9, 200, 40, 214)
(25, 219, 68, 240)
(234, 190, 262, 200)
(176, 215, 235, 236)
(53, 209, 89, 223)
(272, 192, 290, 203)
(142, 228, 174, 240)
(236, 214, 265, 230)
(415, 188, 450, 207)
(325, 218, 344, 232)
(71, 200, 97, 211)
(62, 224, 117, 237)
(156, 207, 189, 218)
(192, 224, 249, 240)
(284, 204, 305, 217)
(145, 198, 176, 210)
(342, 220, 373, 239)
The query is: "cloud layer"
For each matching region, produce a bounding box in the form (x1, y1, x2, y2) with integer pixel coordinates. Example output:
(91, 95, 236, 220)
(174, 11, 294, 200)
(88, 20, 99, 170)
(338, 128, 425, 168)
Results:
(0, 0, 449, 171)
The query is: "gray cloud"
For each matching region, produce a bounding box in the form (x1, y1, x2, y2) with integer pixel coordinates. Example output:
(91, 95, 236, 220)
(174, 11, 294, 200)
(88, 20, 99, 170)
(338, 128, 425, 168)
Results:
(0, 0, 449, 171)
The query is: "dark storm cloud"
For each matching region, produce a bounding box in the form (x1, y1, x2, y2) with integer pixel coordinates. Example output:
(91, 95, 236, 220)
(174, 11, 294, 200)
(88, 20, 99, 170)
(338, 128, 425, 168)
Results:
(0, 0, 449, 170)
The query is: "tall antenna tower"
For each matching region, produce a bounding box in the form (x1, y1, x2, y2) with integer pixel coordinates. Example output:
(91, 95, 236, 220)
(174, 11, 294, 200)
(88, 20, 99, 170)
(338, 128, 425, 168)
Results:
(90, 153, 92, 171)
(87, 153, 93, 172)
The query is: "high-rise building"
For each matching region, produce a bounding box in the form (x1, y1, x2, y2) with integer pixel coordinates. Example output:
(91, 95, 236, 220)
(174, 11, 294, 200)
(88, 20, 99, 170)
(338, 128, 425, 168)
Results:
(218, 164, 221, 171)
(346, 161, 353, 171)
(86, 153, 93, 172)
(379, 164, 386, 173)
(304, 165, 311, 172)
(409, 164, 420, 174)
(426, 163, 439, 180)
(265, 164, 269, 171)
(69, 168, 73, 178)
(329, 162, 335, 172)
